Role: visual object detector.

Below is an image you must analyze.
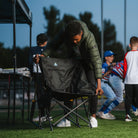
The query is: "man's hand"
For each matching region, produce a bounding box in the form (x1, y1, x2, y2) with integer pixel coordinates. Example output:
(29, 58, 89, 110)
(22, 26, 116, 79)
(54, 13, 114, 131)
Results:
(96, 87, 104, 96)
(96, 79, 104, 95)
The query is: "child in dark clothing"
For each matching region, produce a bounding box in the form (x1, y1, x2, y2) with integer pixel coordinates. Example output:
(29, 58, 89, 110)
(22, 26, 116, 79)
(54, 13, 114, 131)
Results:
(29, 33, 48, 122)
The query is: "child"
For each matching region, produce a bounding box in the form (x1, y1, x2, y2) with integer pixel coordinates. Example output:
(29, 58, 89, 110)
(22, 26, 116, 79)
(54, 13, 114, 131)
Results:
(29, 33, 48, 122)
(124, 36, 138, 122)
(109, 61, 138, 117)
(108, 61, 124, 114)
(97, 50, 117, 119)
(131, 105, 138, 116)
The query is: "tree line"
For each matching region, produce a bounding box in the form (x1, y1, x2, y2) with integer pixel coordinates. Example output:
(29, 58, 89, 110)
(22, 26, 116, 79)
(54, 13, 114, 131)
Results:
(0, 5, 125, 68)
(0, 42, 30, 68)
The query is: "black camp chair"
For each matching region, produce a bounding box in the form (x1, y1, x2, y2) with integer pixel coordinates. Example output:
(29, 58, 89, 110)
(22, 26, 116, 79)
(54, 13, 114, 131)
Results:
(35, 57, 95, 130)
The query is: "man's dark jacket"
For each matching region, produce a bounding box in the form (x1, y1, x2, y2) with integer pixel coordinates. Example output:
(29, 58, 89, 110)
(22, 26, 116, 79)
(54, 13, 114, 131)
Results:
(42, 20, 102, 79)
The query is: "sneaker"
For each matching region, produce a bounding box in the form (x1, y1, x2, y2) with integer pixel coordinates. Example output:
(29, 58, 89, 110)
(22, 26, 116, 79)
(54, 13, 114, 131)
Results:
(132, 109, 138, 116)
(108, 113, 116, 120)
(33, 116, 43, 122)
(125, 114, 132, 122)
(96, 111, 104, 118)
(90, 117, 98, 128)
(33, 116, 52, 122)
(57, 119, 71, 127)
(101, 113, 115, 120)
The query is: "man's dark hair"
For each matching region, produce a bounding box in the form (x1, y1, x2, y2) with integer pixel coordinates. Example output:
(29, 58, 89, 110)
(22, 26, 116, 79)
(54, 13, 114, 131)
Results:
(65, 21, 83, 38)
(37, 33, 48, 45)
(130, 36, 138, 46)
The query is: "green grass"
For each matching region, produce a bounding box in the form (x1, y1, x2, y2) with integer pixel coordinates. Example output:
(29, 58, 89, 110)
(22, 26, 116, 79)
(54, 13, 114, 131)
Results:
(0, 110, 138, 138)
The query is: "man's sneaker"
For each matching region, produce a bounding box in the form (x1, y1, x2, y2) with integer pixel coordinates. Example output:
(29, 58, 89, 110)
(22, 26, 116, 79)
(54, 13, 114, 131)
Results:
(125, 114, 132, 122)
(57, 119, 71, 127)
(101, 113, 115, 120)
(132, 109, 138, 116)
(90, 117, 98, 128)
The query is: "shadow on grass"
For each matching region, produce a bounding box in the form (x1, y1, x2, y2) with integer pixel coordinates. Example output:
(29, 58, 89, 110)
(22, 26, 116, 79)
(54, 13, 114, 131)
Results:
(0, 120, 38, 130)
(0, 109, 91, 131)
(0, 111, 40, 130)
(1, 110, 137, 131)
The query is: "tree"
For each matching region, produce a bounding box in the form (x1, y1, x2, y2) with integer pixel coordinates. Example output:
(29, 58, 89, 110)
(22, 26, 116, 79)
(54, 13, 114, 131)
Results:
(104, 42, 125, 62)
(79, 12, 101, 49)
(104, 20, 116, 48)
(43, 6, 77, 57)
(52, 14, 77, 36)
(126, 45, 130, 52)
(0, 42, 30, 68)
(0, 42, 4, 49)
(0, 43, 12, 68)
(53, 14, 77, 57)
(103, 19, 124, 61)
(43, 5, 60, 40)
(43, 5, 124, 61)
(62, 14, 76, 24)
(43, 5, 77, 40)
(16, 47, 29, 67)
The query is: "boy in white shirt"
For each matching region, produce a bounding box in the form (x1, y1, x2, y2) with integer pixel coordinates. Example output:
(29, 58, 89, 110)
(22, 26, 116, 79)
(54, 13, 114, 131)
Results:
(124, 36, 138, 122)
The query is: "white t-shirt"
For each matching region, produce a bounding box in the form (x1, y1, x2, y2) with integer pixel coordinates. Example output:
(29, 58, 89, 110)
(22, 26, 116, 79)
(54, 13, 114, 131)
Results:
(124, 50, 138, 84)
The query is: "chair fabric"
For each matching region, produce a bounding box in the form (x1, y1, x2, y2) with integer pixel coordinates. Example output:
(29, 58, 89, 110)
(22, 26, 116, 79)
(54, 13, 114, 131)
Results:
(40, 57, 95, 96)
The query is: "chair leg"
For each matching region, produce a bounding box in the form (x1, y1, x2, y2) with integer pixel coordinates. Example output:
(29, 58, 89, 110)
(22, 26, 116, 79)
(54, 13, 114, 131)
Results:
(46, 108, 53, 131)
(38, 109, 43, 129)
(30, 108, 43, 129)
(81, 97, 92, 128)
(53, 99, 90, 126)
(75, 99, 79, 126)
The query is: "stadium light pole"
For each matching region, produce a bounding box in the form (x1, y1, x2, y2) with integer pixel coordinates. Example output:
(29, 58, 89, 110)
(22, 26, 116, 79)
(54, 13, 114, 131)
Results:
(101, 0, 104, 62)
(124, 0, 127, 53)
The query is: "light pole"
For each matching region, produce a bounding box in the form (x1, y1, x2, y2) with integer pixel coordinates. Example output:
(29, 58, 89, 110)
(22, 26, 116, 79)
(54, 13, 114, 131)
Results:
(101, 0, 104, 61)
(124, 0, 127, 53)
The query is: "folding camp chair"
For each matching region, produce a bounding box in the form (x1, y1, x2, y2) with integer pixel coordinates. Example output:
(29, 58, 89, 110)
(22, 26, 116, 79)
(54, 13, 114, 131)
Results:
(37, 57, 95, 130)
(49, 92, 91, 128)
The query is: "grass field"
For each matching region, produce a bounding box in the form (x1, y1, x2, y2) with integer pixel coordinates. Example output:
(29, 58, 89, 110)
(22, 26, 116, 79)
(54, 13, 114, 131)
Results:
(0, 109, 138, 138)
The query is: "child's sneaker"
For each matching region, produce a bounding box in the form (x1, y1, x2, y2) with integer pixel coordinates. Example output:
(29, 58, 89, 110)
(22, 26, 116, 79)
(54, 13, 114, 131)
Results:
(125, 114, 132, 122)
(101, 113, 115, 120)
(132, 109, 138, 116)
(96, 111, 103, 118)
(33, 116, 46, 122)
(108, 112, 116, 120)
(33, 116, 52, 122)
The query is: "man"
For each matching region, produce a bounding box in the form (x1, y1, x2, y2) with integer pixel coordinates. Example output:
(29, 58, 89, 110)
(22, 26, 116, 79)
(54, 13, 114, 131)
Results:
(36, 20, 103, 128)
